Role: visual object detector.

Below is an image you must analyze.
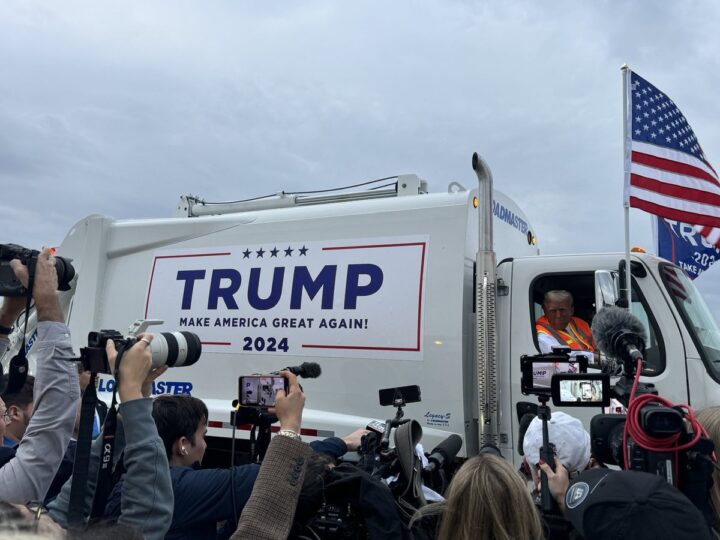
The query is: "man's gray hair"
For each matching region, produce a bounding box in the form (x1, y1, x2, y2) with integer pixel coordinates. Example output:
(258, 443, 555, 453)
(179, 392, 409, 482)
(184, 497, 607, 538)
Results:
(543, 290, 574, 306)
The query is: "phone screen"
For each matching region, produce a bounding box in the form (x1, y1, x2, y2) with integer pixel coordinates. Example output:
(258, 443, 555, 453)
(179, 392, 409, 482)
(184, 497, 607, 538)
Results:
(530, 361, 579, 390)
(239, 376, 286, 407)
(551, 374, 610, 407)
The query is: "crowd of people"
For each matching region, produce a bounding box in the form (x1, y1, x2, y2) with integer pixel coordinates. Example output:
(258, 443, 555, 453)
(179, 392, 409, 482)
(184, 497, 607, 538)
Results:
(0, 251, 718, 539)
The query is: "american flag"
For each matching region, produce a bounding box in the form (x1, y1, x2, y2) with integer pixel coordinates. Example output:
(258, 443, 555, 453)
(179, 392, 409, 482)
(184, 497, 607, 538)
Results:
(625, 71, 720, 248)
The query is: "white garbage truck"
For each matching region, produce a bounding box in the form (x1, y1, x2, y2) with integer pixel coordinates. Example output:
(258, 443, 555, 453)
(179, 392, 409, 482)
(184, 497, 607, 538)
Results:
(3, 153, 719, 464)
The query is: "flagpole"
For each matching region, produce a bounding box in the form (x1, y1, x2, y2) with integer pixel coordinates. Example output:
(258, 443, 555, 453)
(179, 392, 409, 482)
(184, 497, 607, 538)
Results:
(622, 64, 632, 308)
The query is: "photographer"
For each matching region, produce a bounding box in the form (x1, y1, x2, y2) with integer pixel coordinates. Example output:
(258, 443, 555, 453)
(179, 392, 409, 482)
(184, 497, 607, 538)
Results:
(522, 411, 592, 493)
(104, 391, 359, 540)
(48, 333, 174, 539)
(539, 460, 714, 540)
(0, 247, 80, 504)
(231, 370, 312, 540)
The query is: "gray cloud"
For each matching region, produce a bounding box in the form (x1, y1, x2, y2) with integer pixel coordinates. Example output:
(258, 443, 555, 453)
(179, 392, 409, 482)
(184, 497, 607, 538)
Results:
(0, 0, 718, 320)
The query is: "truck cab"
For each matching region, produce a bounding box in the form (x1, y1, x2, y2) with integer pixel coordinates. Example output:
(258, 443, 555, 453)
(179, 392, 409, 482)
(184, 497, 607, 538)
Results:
(498, 252, 720, 464)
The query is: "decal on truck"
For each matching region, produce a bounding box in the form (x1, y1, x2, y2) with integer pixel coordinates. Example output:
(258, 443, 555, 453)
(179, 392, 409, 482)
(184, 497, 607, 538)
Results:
(98, 378, 193, 396)
(144, 236, 428, 360)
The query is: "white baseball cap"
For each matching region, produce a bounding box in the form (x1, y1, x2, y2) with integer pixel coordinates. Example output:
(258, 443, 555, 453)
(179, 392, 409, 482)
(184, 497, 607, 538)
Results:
(522, 411, 591, 477)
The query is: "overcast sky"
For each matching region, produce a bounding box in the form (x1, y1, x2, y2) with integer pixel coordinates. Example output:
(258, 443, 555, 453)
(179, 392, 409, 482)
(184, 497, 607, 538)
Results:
(1, 0, 718, 321)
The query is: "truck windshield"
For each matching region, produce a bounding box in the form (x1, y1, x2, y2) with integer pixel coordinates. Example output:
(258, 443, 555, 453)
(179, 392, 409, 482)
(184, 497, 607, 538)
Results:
(660, 264, 720, 377)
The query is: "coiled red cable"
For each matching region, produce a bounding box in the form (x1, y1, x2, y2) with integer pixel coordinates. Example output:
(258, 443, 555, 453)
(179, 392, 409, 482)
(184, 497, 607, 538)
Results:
(622, 359, 712, 486)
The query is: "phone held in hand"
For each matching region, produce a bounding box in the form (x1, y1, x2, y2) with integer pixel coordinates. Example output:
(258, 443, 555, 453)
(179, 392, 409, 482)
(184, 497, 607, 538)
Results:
(238, 375, 289, 408)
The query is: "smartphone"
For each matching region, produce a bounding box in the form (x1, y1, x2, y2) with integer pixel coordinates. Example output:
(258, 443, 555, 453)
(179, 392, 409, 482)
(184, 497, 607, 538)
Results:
(520, 354, 588, 396)
(551, 373, 610, 407)
(378, 385, 421, 406)
(238, 375, 288, 408)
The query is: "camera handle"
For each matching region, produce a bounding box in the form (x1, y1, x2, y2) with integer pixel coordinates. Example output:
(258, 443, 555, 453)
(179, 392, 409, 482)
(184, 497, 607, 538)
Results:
(537, 395, 558, 514)
(250, 411, 278, 463)
(380, 399, 410, 458)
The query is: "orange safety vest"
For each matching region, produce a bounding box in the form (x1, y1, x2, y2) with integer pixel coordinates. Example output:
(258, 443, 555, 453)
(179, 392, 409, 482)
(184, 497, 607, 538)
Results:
(536, 315, 595, 352)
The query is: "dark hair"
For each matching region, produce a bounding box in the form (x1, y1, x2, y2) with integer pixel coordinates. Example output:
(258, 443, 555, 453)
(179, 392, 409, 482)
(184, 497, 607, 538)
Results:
(1, 374, 35, 409)
(152, 395, 208, 460)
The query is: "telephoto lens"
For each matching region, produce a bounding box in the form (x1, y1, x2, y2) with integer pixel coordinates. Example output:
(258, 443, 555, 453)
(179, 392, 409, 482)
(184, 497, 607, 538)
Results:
(149, 331, 202, 368)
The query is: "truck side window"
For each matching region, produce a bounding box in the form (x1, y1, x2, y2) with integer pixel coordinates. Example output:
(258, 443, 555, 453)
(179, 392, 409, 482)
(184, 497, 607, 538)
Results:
(531, 273, 596, 355)
(629, 282, 665, 376)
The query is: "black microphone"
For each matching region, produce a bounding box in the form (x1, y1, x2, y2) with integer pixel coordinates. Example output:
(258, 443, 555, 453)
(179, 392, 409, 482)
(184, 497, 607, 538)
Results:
(425, 434, 463, 472)
(591, 306, 646, 366)
(282, 362, 322, 379)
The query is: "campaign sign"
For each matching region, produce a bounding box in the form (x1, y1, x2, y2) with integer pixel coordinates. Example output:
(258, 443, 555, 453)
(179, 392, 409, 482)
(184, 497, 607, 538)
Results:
(656, 218, 719, 279)
(144, 236, 428, 360)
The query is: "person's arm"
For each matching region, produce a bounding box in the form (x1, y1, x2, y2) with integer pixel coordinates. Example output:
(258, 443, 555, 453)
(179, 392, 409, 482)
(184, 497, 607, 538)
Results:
(117, 398, 172, 540)
(310, 437, 347, 458)
(0, 249, 80, 504)
(108, 334, 173, 540)
(47, 428, 119, 526)
(169, 463, 259, 531)
(537, 332, 560, 354)
(310, 427, 370, 458)
(233, 370, 308, 540)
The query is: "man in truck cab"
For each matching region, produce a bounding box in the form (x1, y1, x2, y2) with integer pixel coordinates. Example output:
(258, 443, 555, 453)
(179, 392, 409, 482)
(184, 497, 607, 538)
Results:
(536, 290, 596, 357)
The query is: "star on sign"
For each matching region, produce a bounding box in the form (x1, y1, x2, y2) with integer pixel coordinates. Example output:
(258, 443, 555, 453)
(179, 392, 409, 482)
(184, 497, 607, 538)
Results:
(270, 247, 279, 257)
(256, 248, 265, 258)
(242, 249, 251, 259)
(299, 245, 308, 256)
(284, 246, 293, 257)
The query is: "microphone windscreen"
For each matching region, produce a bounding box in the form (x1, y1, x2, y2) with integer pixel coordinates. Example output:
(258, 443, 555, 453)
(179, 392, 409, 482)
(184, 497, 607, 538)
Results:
(299, 362, 322, 378)
(431, 434, 463, 462)
(517, 413, 536, 456)
(591, 306, 646, 357)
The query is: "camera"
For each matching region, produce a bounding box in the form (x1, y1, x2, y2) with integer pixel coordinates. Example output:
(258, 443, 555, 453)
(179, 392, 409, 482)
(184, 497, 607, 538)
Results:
(520, 351, 589, 396)
(587, 306, 715, 513)
(551, 373, 610, 407)
(0, 243, 75, 296)
(79, 328, 202, 374)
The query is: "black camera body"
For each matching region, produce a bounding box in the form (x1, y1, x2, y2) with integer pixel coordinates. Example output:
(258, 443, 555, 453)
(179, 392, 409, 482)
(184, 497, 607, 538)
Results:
(0, 243, 75, 297)
(590, 403, 714, 510)
(78, 330, 131, 374)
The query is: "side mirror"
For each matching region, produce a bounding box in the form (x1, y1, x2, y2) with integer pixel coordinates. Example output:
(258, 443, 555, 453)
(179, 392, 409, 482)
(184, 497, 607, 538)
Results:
(594, 270, 618, 313)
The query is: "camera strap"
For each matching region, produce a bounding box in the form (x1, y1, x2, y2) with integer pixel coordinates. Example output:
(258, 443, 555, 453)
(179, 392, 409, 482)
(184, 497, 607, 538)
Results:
(67, 372, 100, 527)
(3, 260, 35, 394)
(89, 341, 128, 520)
(67, 341, 128, 527)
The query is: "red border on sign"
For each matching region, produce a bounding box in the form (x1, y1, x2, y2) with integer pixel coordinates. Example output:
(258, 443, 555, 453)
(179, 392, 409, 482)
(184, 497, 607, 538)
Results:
(302, 241, 426, 352)
(145, 252, 232, 346)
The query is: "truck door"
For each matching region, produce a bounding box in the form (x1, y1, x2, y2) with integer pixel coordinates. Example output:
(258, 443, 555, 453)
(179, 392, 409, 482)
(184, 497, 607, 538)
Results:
(507, 259, 688, 467)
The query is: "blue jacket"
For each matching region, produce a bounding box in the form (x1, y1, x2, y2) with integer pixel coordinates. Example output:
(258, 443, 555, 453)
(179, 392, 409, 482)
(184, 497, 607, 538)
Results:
(105, 436, 347, 540)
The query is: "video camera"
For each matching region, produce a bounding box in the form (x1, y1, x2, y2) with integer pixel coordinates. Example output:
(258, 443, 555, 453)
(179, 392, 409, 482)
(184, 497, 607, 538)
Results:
(520, 348, 597, 513)
(588, 307, 715, 512)
(0, 243, 75, 296)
